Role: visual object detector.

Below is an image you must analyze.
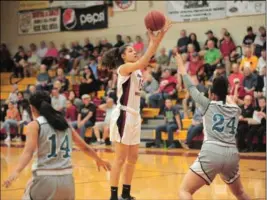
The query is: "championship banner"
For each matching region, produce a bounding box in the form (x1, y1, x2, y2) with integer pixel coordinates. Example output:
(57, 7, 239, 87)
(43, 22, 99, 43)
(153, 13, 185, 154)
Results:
(61, 5, 108, 31)
(226, 1, 266, 17)
(48, 1, 104, 8)
(18, 8, 61, 35)
(19, 1, 50, 11)
(166, 1, 226, 22)
(113, 0, 136, 12)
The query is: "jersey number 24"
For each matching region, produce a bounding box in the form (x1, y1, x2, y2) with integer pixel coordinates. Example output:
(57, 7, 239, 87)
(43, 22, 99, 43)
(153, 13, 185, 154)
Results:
(212, 114, 236, 134)
(47, 134, 71, 158)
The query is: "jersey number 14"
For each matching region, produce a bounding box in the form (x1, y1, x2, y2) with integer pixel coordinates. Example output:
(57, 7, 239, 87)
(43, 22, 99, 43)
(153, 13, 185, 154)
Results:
(47, 134, 71, 158)
(212, 114, 236, 134)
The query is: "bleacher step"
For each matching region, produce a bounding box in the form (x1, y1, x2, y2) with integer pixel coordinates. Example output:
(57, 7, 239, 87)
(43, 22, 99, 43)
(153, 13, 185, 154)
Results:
(146, 119, 165, 125)
(141, 124, 158, 130)
(141, 129, 155, 139)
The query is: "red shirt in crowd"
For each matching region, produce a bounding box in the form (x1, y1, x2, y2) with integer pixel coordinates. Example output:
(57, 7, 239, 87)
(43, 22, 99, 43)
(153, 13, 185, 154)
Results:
(188, 60, 204, 76)
(159, 76, 177, 93)
(228, 72, 244, 89)
(220, 40, 236, 57)
(66, 105, 78, 122)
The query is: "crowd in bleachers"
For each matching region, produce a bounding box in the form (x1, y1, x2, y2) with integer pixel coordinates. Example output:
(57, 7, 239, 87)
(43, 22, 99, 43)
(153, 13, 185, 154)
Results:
(0, 25, 266, 152)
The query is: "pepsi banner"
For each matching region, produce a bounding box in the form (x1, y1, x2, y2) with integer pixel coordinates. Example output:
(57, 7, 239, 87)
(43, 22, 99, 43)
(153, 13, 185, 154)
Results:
(61, 5, 108, 31)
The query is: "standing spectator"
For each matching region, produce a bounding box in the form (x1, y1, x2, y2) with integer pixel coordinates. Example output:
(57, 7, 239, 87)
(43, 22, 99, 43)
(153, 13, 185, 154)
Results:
(240, 47, 259, 72)
(228, 63, 244, 89)
(204, 30, 218, 49)
(7, 84, 19, 103)
(156, 47, 169, 68)
(177, 29, 190, 54)
(155, 99, 182, 149)
(149, 69, 177, 108)
(3, 101, 21, 143)
(72, 94, 96, 140)
(133, 35, 144, 55)
(257, 49, 266, 74)
(51, 87, 67, 114)
(0, 43, 13, 72)
(125, 36, 134, 46)
(114, 34, 125, 48)
(254, 26, 266, 57)
(93, 97, 115, 145)
(243, 67, 257, 96)
(53, 68, 69, 92)
(65, 100, 78, 122)
(188, 33, 200, 52)
(84, 37, 94, 54)
(36, 64, 51, 91)
(37, 41, 48, 61)
(204, 40, 221, 79)
(79, 66, 97, 97)
(242, 26, 256, 46)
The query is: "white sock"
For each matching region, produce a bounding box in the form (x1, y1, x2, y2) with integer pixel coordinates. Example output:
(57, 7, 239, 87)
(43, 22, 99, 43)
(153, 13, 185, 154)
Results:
(97, 138, 101, 142)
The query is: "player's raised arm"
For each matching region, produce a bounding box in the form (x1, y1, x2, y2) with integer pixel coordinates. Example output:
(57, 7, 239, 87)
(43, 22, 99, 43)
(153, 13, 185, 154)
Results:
(175, 53, 210, 111)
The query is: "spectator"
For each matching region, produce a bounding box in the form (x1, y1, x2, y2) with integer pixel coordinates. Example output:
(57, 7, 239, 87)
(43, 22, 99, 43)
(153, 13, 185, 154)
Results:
(204, 30, 218, 49)
(125, 36, 134, 46)
(14, 48, 28, 78)
(37, 41, 48, 61)
(180, 104, 203, 149)
(17, 91, 24, 115)
(89, 56, 98, 80)
(236, 95, 254, 151)
(141, 73, 159, 109)
(133, 35, 144, 55)
(97, 63, 112, 88)
(242, 26, 256, 46)
(254, 26, 266, 57)
(72, 94, 96, 140)
(188, 33, 200, 52)
(3, 101, 21, 143)
(27, 43, 41, 74)
(187, 44, 197, 61)
(155, 99, 182, 149)
(36, 64, 51, 91)
(59, 43, 69, 56)
(79, 66, 97, 97)
(69, 41, 82, 59)
(100, 38, 113, 52)
(243, 67, 257, 96)
(204, 40, 221, 79)
(51, 87, 67, 114)
(168, 47, 178, 72)
(218, 28, 228, 47)
(177, 29, 190, 54)
(114, 34, 125, 48)
(156, 47, 169, 68)
(7, 84, 19, 103)
(255, 66, 265, 98)
(0, 43, 13, 72)
(93, 97, 115, 145)
(257, 49, 266, 74)
(43, 41, 58, 69)
(65, 100, 78, 122)
(24, 85, 36, 100)
(240, 47, 259, 72)
(68, 90, 83, 110)
(228, 63, 244, 89)
(231, 78, 246, 104)
(188, 52, 204, 77)
(213, 63, 227, 79)
(53, 68, 69, 92)
(149, 69, 177, 108)
(245, 97, 266, 152)
(84, 37, 94, 53)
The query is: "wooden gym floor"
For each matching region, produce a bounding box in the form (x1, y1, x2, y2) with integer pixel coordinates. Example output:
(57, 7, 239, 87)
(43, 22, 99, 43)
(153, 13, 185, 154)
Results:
(0, 142, 265, 200)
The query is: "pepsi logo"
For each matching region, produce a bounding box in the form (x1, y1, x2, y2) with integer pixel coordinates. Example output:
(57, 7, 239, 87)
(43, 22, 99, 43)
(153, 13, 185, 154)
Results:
(63, 8, 77, 30)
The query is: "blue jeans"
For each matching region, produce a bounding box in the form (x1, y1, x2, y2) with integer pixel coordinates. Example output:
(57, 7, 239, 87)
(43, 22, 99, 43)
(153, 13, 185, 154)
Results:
(149, 93, 170, 108)
(155, 122, 178, 144)
(186, 124, 203, 144)
(71, 120, 94, 139)
(3, 119, 18, 136)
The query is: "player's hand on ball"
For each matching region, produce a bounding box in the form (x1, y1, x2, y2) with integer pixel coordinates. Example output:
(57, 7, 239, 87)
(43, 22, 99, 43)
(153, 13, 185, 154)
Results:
(96, 159, 111, 172)
(3, 171, 19, 188)
(175, 53, 186, 75)
(147, 18, 172, 44)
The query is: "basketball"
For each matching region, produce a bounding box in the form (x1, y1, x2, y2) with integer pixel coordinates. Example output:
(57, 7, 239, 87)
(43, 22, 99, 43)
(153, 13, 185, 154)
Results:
(144, 10, 166, 31)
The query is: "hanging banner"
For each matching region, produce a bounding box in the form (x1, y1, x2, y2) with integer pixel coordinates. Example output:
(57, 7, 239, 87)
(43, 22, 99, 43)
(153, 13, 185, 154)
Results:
(18, 8, 61, 35)
(19, 1, 50, 11)
(166, 1, 226, 22)
(113, 0, 136, 12)
(226, 1, 266, 17)
(61, 5, 108, 31)
(48, 1, 104, 8)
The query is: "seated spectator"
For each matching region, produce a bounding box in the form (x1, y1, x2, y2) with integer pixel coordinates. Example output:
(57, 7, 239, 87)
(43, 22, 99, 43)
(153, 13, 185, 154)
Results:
(228, 63, 244, 89)
(65, 100, 78, 122)
(204, 40, 221, 79)
(3, 101, 21, 143)
(156, 47, 169, 68)
(125, 36, 134, 46)
(68, 90, 83, 110)
(59, 43, 69, 56)
(255, 66, 265, 98)
(14, 47, 28, 78)
(188, 33, 200, 52)
(187, 44, 196, 61)
(254, 26, 266, 57)
(243, 66, 257, 96)
(79, 66, 97, 97)
(236, 95, 254, 151)
(149, 69, 177, 108)
(114, 34, 125, 48)
(257, 49, 266, 74)
(24, 85, 36, 100)
(213, 63, 227, 79)
(204, 30, 218, 49)
(89, 56, 98, 80)
(27, 43, 41, 75)
(71, 94, 96, 140)
(261, 66, 266, 97)
(180, 104, 203, 149)
(177, 29, 189, 54)
(17, 91, 24, 114)
(155, 99, 182, 149)
(245, 97, 266, 152)
(0, 43, 13, 72)
(36, 64, 51, 91)
(188, 52, 204, 77)
(101, 38, 113, 51)
(7, 84, 19, 103)
(43, 41, 58, 69)
(240, 47, 258, 72)
(231, 78, 246, 104)
(133, 35, 144, 56)
(168, 47, 178, 72)
(51, 87, 67, 114)
(218, 28, 228, 47)
(69, 41, 82, 59)
(53, 68, 69, 92)
(141, 73, 159, 109)
(37, 41, 48, 61)
(243, 26, 256, 46)
(93, 97, 115, 145)
(97, 62, 112, 89)
(84, 37, 94, 54)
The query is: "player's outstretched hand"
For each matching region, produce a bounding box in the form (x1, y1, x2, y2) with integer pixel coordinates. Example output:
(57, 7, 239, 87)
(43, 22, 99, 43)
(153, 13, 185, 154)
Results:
(2, 171, 19, 188)
(96, 159, 111, 172)
(175, 53, 187, 75)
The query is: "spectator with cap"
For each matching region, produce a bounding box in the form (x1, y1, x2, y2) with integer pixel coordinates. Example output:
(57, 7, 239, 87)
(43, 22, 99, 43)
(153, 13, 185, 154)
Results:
(204, 30, 218, 49)
(71, 94, 96, 140)
(257, 49, 266, 75)
(177, 29, 190, 54)
(114, 34, 125, 48)
(243, 26, 256, 46)
(188, 33, 200, 52)
(240, 47, 258, 72)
